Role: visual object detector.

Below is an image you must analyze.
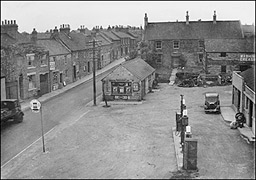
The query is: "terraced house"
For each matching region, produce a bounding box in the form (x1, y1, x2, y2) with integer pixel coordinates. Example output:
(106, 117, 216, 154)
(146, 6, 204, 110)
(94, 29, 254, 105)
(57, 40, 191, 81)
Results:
(143, 11, 255, 81)
(1, 20, 50, 100)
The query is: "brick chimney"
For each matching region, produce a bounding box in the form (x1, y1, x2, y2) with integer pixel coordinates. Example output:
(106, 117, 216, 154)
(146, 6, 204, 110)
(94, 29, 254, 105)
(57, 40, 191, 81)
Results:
(59, 24, 70, 34)
(95, 26, 100, 33)
(1, 19, 18, 39)
(186, 11, 189, 25)
(79, 25, 85, 34)
(144, 13, 148, 29)
(31, 28, 37, 44)
(51, 26, 59, 39)
(213, 11, 217, 24)
(91, 30, 96, 38)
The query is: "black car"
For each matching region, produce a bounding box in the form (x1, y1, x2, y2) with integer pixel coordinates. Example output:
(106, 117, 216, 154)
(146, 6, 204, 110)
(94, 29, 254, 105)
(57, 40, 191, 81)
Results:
(204, 93, 221, 114)
(1, 99, 24, 124)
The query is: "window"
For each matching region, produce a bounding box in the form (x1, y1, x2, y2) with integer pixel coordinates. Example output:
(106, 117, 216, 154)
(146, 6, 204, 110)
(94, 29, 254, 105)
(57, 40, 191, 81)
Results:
(84, 66, 87, 72)
(156, 41, 162, 49)
(199, 40, 204, 48)
(111, 82, 132, 95)
(156, 54, 162, 64)
(220, 52, 227, 57)
(65, 69, 68, 77)
(173, 41, 180, 49)
(28, 74, 36, 89)
(60, 73, 63, 83)
(198, 54, 203, 63)
(27, 54, 35, 66)
(133, 82, 140, 92)
(64, 55, 67, 64)
(221, 65, 226, 73)
(40, 54, 47, 66)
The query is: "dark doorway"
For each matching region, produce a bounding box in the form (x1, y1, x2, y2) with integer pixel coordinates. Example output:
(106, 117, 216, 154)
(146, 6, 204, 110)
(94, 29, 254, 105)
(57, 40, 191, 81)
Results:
(40, 73, 49, 96)
(19, 74, 24, 100)
(73, 65, 76, 81)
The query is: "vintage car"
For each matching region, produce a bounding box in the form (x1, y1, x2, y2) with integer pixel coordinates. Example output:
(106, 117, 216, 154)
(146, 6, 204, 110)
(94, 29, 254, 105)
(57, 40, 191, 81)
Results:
(204, 93, 221, 114)
(1, 99, 24, 124)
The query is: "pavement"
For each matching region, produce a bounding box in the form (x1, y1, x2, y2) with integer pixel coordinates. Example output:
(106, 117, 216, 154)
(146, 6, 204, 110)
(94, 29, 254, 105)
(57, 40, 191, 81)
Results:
(2, 64, 255, 179)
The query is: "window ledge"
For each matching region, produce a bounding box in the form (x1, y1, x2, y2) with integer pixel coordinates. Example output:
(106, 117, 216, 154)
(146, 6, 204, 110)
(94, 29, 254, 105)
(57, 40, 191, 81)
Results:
(40, 65, 47, 67)
(28, 88, 37, 91)
(27, 66, 36, 69)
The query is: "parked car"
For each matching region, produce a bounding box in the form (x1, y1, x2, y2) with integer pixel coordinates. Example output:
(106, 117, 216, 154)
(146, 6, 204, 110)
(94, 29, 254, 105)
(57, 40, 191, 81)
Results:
(204, 93, 221, 114)
(1, 99, 24, 125)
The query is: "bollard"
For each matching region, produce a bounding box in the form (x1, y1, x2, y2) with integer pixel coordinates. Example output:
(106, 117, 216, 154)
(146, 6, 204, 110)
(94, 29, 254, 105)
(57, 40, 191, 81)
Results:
(183, 138, 198, 170)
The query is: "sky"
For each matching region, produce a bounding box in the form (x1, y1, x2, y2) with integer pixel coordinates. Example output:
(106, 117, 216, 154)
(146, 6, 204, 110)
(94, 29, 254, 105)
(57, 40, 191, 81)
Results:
(1, 1, 255, 33)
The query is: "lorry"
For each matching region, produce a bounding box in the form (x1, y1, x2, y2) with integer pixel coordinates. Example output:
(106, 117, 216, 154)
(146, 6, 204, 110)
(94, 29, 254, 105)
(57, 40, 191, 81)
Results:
(1, 99, 24, 125)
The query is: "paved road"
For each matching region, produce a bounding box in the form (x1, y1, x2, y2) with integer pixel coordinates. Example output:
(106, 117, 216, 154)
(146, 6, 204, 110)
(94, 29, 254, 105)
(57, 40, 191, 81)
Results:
(1, 69, 112, 166)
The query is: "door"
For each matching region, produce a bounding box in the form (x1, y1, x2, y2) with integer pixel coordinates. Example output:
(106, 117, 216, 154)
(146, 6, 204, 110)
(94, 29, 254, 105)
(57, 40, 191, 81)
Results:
(19, 74, 24, 100)
(40, 73, 49, 96)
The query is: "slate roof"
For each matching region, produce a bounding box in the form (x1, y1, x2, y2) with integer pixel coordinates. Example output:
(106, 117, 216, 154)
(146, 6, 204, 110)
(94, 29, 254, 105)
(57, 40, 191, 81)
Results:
(37, 33, 52, 39)
(205, 39, 255, 53)
(239, 67, 255, 91)
(58, 32, 88, 51)
(121, 57, 155, 80)
(1, 32, 31, 47)
(37, 39, 70, 56)
(96, 33, 112, 46)
(101, 31, 120, 41)
(112, 31, 136, 39)
(144, 21, 243, 40)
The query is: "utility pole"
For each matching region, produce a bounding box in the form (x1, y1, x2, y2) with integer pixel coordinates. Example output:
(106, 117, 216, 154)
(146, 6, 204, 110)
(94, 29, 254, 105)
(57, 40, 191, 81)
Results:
(87, 31, 101, 106)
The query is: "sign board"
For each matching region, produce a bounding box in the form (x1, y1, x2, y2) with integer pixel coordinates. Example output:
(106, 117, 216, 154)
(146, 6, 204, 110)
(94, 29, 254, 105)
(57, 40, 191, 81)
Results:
(50, 61, 55, 70)
(30, 99, 41, 113)
(240, 54, 255, 62)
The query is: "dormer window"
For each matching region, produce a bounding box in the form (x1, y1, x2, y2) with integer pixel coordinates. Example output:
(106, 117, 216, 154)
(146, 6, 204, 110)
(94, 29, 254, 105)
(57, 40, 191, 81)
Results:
(155, 41, 162, 49)
(173, 41, 180, 49)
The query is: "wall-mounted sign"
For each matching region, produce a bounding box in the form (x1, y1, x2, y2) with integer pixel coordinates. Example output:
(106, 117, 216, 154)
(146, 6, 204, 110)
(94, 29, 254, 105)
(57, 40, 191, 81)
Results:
(240, 54, 255, 62)
(50, 61, 55, 70)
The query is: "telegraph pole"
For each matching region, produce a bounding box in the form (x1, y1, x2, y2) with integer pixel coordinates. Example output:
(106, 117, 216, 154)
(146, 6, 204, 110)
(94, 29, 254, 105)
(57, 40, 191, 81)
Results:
(87, 30, 101, 106)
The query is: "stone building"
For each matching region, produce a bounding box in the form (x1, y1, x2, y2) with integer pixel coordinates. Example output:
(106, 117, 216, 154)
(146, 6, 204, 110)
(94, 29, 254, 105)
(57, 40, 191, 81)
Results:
(143, 11, 252, 81)
(232, 67, 255, 136)
(1, 20, 50, 100)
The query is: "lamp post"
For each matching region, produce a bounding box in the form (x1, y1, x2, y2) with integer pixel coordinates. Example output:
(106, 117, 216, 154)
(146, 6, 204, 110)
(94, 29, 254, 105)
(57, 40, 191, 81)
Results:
(180, 95, 188, 152)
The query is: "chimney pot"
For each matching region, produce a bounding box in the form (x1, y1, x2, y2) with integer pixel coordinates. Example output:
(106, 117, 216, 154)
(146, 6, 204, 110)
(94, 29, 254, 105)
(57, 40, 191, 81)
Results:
(5, 20, 7, 24)
(14, 20, 16, 24)
(186, 11, 189, 25)
(213, 10, 217, 24)
(11, 20, 13, 24)
(8, 20, 10, 24)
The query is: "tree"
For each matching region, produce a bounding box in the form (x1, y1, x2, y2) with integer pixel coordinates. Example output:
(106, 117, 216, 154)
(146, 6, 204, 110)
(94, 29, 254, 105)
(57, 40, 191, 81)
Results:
(139, 41, 158, 68)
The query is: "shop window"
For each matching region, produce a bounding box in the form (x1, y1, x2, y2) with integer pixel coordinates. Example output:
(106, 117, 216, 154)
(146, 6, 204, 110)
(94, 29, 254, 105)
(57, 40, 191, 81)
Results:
(112, 82, 132, 95)
(28, 74, 36, 90)
(53, 72, 58, 84)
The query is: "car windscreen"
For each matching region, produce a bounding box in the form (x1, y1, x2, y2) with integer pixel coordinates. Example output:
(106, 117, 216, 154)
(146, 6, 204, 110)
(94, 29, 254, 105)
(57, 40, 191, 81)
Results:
(205, 96, 218, 102)
(1, 101, 16, 109)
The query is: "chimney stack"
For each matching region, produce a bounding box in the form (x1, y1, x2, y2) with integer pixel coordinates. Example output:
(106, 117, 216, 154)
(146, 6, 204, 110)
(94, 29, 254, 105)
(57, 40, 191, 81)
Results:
(213, 10, 217, 24)
(79, 25, 86, 34)
(31, 28, 37, 44)
(59, 24, 70, 34)
(1, 19, 18, 39)
(144, 13, 148, 29)
(186, 11, 189, 25)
